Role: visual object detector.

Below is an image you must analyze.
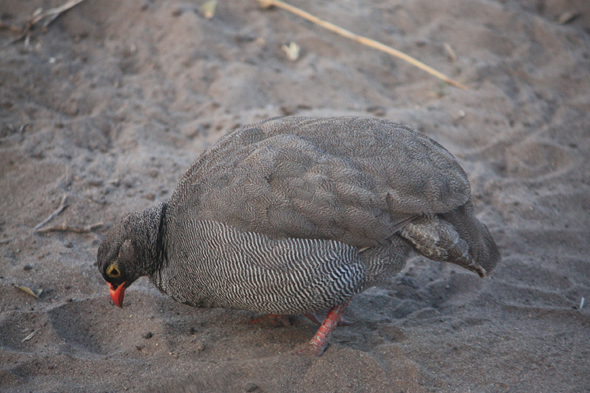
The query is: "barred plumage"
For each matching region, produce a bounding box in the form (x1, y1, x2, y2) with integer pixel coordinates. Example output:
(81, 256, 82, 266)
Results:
(155, 220, 364, 314)
(97, 116, 500, 355)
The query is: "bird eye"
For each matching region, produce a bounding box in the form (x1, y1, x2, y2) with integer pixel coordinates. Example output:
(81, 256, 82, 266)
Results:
(106, 264, 121, 278)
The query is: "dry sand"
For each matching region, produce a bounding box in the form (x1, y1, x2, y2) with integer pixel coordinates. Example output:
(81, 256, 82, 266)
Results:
(1, 0, 590, 392)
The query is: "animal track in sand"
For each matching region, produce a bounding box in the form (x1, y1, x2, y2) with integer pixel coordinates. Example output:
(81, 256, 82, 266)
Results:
(0, 310, 48, 352)
(47, 294, 162, 355)
(505, 139, 575, 180)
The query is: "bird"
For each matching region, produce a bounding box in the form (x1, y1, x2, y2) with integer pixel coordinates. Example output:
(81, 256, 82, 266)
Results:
(97, 116, 500, 356)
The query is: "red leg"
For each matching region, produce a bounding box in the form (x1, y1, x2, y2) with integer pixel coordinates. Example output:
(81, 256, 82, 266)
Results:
(306, 312, 352, 327)
(308, 299, 351, 356)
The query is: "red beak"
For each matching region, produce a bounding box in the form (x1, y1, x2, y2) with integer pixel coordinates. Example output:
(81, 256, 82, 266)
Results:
(108, 282, 127, 307)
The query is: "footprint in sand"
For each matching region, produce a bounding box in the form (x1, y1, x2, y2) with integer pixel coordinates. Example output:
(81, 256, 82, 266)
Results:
(504, 139, 576, 180)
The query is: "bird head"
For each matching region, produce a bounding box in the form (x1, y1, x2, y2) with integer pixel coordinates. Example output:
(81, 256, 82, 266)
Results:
(97, 205, 166, 307)
(97, 224, 140, 307)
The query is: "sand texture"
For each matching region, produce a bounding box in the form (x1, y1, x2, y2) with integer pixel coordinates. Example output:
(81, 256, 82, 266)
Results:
(1, 0, 589, 392)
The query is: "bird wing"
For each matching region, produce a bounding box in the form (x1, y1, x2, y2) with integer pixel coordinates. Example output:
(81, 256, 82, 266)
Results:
(167, 117, 470, 248)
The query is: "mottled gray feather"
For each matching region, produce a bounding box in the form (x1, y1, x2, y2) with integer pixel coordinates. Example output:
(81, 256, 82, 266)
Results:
(167, 116, 470, 248)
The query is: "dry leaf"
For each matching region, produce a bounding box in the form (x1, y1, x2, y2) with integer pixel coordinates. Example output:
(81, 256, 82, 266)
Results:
(557, 11, 579, 25)
(17, 286, 42, 298)
(200, 1, 217, 19)
(282, 41, 300, 61)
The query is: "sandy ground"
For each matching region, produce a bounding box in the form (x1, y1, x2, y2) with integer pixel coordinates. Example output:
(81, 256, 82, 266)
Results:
(1, 0, 590, 392)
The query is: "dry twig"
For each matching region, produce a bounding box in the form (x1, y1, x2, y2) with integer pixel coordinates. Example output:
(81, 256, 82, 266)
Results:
(443, 42, 456, 62)
(2, 0, 88, 46)
(0, 21, 24, 34)
(22, 329, 40, 343)
(34, 194, 69, 231)
(37, 0, 88, 27)
(257, 0, 467, 89)
(557, 11, 580, 25)
(35, 222, 103, 234)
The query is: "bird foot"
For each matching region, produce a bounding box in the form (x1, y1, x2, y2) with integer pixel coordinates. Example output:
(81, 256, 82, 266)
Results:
(294, 340, 330, 357)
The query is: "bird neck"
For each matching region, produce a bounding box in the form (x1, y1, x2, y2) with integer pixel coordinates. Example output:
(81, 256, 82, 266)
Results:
(128, 202, 168, 276)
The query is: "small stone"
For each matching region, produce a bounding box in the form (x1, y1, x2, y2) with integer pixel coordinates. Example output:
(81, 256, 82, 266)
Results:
(366, 105, 386, 117)
(23, 264, 33, 271)
(88, 179, 103, 187)
(245, 382, 258, 392)
(280, 106, 296, 116)
(189, 327, 197, 335)
(145, 193, 156, 201)
(401, 276, 418, 289)
(143, 332, 153, 339)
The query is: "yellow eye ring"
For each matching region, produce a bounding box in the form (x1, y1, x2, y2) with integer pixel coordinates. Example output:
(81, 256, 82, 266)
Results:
(106, 264, 121, 278)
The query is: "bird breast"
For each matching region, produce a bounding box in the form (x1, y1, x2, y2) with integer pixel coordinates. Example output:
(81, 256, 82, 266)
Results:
(152, 220, 365, 315)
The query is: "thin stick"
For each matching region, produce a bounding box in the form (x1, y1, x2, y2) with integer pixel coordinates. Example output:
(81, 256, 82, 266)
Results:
(26, 0, 87, 27)
(35, 222, 103, 234)
(22, 329, 40, 343)
(0, 21, 24, 33)
(257, 0, 467, 89)
(2, 0, 88, 47)
(34, 194, 69, 231)
(40, 0, 88, 28)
